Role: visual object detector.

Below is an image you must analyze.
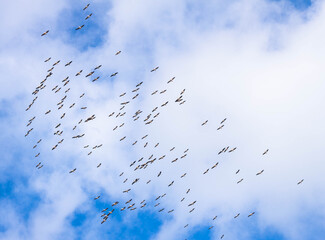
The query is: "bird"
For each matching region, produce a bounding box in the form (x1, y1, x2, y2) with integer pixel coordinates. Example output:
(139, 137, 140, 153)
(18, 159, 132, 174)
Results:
(168, 181, 174, 187)
(157, 171, 162, 177)
(35, 162, 41, 168)
(297, 179, 304, 185)
(189, 208, 195, 213)
(75, 25, 85, 30)
(94, 196, 100, 200)
(188, 201, 196, 206)
(181, 198, 185, 202)
(83, 4, 90, 10)
(65, 61, 72, 66)
(115, 50, 121, 55)
(125, 199, 132, 204)
(85, 13, 92, 20)
(123, 189, 131, 193)
(209, 226, 214, 230)
(120, 136, 126, 141)
(184, 224, 189, 228)
(112, 201, 119, 206)
(170, 147, 175, 151)
(86, 71, 94, 77)
(237, 178, 244, 184)
(167, 77, 175, 83)
(151, 66, 159, 72)
(229, 147, 237, 152)
(168, 209, 174, 213)
(69, 168, 77, 173)
(76, 70, 83, 76)
(213, 216, 217, 220)
(181, 173, 187, 178)
(160, 89, 167, 94)
(211, 162, 219, 169)
(263, 149, 269, 155)
(248, 212, 255, 217)
(158, 208, 165, 212)
(236, 169, 240, 174)
(201, 120, 208, 126)
(110, 72, 118, 77)
(217, 125, 224, 130)
(45, 110, 51, 114)
(97, 163, 101, 168)
(234, 213, 240, 218)
(186, 189, 190, 194)
(151, 90, 158, 95)
(41, 30, 49, 36)
(256, 170, 264, 176)
(44, 57, 51, 62)
(53, 60, 60, 66)
(220, 118, 227, 124)
(221, 234, 224, 239)
(203, 169, 209, 174)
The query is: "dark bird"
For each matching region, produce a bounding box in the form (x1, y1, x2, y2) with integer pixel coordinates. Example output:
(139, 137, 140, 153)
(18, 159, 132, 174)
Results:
(69, 168, 77, 173)
(151, 90, 158, 95)
(181, 173, 187, 178)
(151, 66, 159, 72)
(65, 61, 72, 66)
(41, 30, 49, 36)
(94, 195, 100, 200)
(76, 70, 83, 76)
(123, 189, 131, 193)
(189, 208, 195, 213)
(297, 179, 304, 185)
(201, 120, 208, 126)
(86, 71, 94, 77)
(115, 50, 121, 55)
(167, 77, 175, 84)
(203, 169, 209, 174)
(83, 4, 90, 10)
(217, 125, 224, 130)
(186, 189, 190, 194)
(237, 178, 244, 184)
(97, 163, 101, 168)
(248, 212, 255, 217)
(157, 171, 162, 177)
(220, 118, 227, 124)
(85, 13, 92, 20)
(234, 213, 240, 218)
(263, 149, 269, 155)
(256, 170, 264, 176)
(44, 57, 51, 62)
(110, 72, 118, 77)
(236, 169, 240, 174)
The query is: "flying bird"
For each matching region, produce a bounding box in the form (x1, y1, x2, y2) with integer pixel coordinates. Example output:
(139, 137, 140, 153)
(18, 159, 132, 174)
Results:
(263, 149, 269, 155)
(115, 50, 121, 55)
(85, 13, 92, 20)
(75, 25, 85, 30)
(69, 168, 77, 173)
(151, 66, 159, 72)
(41, 30, 49, 36)
(297, 179, 304, 185)
(83, 4, 90, 10)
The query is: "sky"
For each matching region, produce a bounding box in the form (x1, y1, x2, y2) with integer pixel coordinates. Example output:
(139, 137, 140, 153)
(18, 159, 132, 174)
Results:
(1, 0, 325, 240)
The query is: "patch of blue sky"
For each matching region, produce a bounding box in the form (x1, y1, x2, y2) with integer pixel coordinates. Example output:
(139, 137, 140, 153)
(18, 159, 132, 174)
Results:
(54, 1, 113, 52)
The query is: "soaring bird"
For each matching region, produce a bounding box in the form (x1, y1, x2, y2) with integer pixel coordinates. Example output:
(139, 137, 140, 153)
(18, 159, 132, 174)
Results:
(167, 77, 175, 84)
(213, 216, 217, 220)
(220, 118, 227, 124)
(181, 173, 187, 178)
(44, 57, 51, 62)
(234, 213, 240, 218)
(201, 120, 208, 126)
(209, 226, 214, 230)
(76, 25, 84, 30)
(297, 179, 304, 185)
(186, 189, 190, 194)
(181, 198, 185, 202)
(256, 170, 264, 176)
(41, 30, 49, 36)
(237, 178, 244, 184)
(221, 234, 224, 239)
(123, 189, 131, 193)
(94, 195, 100, 200)
(248, 212, 255, 217)
(236, 169, 240, 174)
(151, 66, 159, 72)
(211, 162, 219, 169)
(188, 201, 196, 206)
(86, 71, 94, 77)
(115, 50, 121, 55)
(97, 163, 101, 168)
(151, 90, 158, 95)
(189, 208, 195, 213)
(157, 171, 162, 177)
(203, 169, 209, 174)
(184, 224, 189, 228)
(229, 147, 237, 152)
(168, 181, 174, 187)
(83, 4, 90, 10)
(85, 13, 92, 20)
(217, 125, 224, 130)
(65, 61, 72, 66)
(263, 149, 269, 155)
(132, 87, 140, 92)
(110, 72, 118, 77)
(76, 70, 83, 76)
(69, 168, 77, 173)
(168, 209, 174, 213)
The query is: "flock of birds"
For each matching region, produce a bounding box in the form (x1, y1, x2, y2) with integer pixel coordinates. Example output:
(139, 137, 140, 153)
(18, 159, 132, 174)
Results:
(25, 3, 305, 239)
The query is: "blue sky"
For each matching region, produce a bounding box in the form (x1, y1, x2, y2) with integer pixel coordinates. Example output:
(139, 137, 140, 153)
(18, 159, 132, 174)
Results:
(1, 0, 325, 240)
